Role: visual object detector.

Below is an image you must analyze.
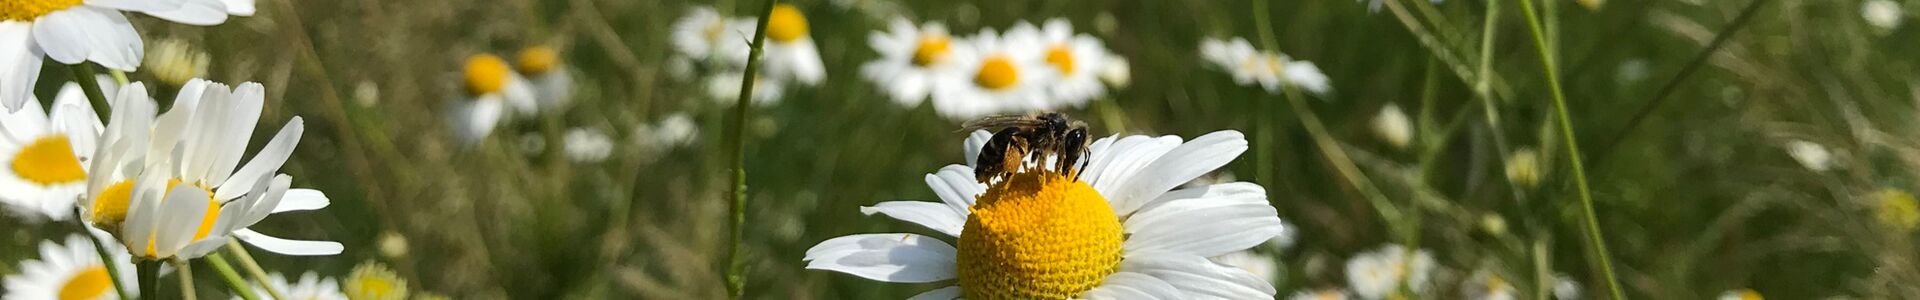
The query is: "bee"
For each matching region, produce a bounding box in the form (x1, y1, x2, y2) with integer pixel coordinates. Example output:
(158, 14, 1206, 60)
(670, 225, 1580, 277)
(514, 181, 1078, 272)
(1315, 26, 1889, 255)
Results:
(960, 112, 1091, 182)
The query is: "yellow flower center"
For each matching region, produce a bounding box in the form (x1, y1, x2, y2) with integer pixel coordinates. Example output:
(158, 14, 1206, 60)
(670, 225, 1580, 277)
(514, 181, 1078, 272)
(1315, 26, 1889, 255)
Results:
(346, 262, 410, 300)
(1875, 188, 1920, 232)
(1045, 44, 1076, 75)
(1736, 289, 1764, 300)
(10, 135, 86, 186)
(957, 169, 1123, 299)
(515, 47, 559, 76)
(463, 54, 512, 96)
(0, 0, 82, 21)
(56, 266, 111, 300)
(766, 4, 809, 43)
(911, 36, 953, 67)
(973, 55, 1021, 91)
(142, 179, 219, 257)
(89, 180, 136, 232)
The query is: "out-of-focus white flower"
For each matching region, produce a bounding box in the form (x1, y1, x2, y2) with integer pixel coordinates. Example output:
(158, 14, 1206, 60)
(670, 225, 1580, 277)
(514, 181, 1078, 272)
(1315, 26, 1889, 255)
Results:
(1785, 140, 1833, 171)
(1099, 57, 1130, 89)
(671, 6, 748, 65)
(449, 54, 536, 145)
(563, 128, 613, 163)
(1863, 0, 1905, 32)
(1212, 250, 1280, 283)
(1199, 37, 1330, 95)
(144, 38, 210, 87)
(1030, 19, 1120, 107)
(242, 272, 347, 300)
(1289, 289, 1352, 300)
(516, 46, 573, 111)
(0, 83, 100, 221)
(1616, 59, 1650, 84)
(1463, 270, 1517, 300)
(861, 18, 961, 106)
(1346, 244, 1436, 300)
(929, 25, 1057, 120)
(1719, 289, 1763, 300)
(1552, 273, 1581, 300)
(707, 71, 785, 106)
(1372, 103, 1412, 149)
(758, 4, 826, 86)
(2, 234, 137, 300)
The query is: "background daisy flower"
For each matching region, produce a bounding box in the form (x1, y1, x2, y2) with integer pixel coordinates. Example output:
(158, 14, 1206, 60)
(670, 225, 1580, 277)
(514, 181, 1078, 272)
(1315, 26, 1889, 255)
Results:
(1345, 244, 1436, 300)
(0, 0, 250, 112)
(759, 4, 825, 86)
(245, 272, 348, 300)
(671, 6, 748, 66)
(930, 28, 1055, 120)
(449, 54, 535, 144)
(516, 46, 574, 112)
(804, 129, 1286, 299)
(707, 71, 785, 106)
(1029, 18, 1119, 107)
(0, 83, 99, 221)
(344, 261, 409, 300)
(563, 127, 613, 163)
(2, 234, 137, 300)
(861, 18, 960, 106)
(1198, 37, 1330, 95)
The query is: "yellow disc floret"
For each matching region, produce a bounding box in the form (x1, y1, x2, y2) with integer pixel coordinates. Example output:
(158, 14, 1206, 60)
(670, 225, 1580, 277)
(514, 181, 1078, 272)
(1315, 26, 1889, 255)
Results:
(957, 169, 1123, 299)
(89, 180, 136, 232)
(346, 261, 410, 300)
(11, 135, 86, 185)
(56, 266, 110, 300)
(515, 47, 559, 76)
(463, 54, 512, 96)
(973, 56, 1021, 91)
(766, 4, 809, 43)
(0, 0, 83, 22)
(1875, 188, 1920, 232)
(912, 36, 953, 67)
(1045, 44, 1077, 75)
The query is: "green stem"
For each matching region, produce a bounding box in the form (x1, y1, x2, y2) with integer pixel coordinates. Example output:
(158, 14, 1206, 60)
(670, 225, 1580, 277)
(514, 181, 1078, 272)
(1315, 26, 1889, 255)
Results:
(206, 254, 259, 300)
(170, 259, 197, 300)
(68, 64, 112, 119)
(1250, 0, 1279, 212)
(73, 208, 132, 300)
(137, 260, 159, 300)
(109, 69, 130, 85)
(1514, 0, 1624, 298)
(225, 241, 286, 300)
(724, 0, 779, 298)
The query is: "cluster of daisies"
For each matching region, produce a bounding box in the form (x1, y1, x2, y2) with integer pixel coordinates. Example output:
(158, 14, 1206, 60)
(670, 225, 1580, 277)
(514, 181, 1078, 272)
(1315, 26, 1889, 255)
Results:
(0, 0, 410, 298)
(447, 47, 573, 144)
(671, 4, 825, 105)
(860, 18, 1131, 120)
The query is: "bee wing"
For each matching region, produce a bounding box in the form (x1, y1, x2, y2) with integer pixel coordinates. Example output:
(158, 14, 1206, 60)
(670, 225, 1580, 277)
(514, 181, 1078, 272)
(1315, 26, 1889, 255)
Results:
(957, 114, 1044, 132)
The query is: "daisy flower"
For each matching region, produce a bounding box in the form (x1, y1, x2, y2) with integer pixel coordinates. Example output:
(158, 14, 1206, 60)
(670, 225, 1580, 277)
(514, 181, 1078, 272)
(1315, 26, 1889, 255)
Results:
(2, 234, 137, 300)
(448, 54, 535, 144)
(861, 18, 961, 106)
(516, 46, 573, 111)
(1212, 250, 1280, 284)
(100, 79, 340, 260)
(1029, 19, 1119, 107)
(1552, 274, 1581, 300)
(671, 6, 748, 65)
(562, 127, 612, 163)
(0, 82, 99, 221)
(1863, 0, 1904, 32)
(805, 129, 1287, 299)
(0, 0, 251, 112)
(929, 27, 1056, 120)
(144, 38, 210, 87)
(1345, 244, 1436, 300)
(759, 4, 825, 86)
(1198, 37, 1330, 95)
(344, 261, 408, 300)
(1784, 140, 1833, 171)
(1288, 289, 1351, 300)
(1463, 271, 1517, 300)
(1371, 103, 1411, 149)
(1719, 289, 1763, 300)
(241, 272, 347, 300)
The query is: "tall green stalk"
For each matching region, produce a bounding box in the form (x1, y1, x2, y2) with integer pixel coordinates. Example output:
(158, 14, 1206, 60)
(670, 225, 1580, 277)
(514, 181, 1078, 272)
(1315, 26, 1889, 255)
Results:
(68, 64, 113, 119)
(1513, 0, 1624, 298)
(170, 259, 197, 300)
(137, 260, 159, 300)
(226, 241, 287, 300)
(206, 254, 259, 300)
(724, 0, 779, 298)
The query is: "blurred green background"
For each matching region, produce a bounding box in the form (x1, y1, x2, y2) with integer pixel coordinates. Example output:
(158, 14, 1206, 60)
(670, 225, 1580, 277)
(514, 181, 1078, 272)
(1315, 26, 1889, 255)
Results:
(7, 0, 1920, 298)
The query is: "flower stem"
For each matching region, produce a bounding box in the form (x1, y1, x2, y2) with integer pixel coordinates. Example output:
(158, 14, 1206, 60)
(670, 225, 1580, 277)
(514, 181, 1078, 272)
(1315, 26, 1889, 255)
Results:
(223, 241, 286, 300)
(68, 64, 113, 120)
(137, 260, 160, 300)
(724, 0, 780, 298)
(206, 254, 259, 300)
(170, 258, 197, 300)
(1513, 0, 1624, 298)
(73, 208, 132, 300)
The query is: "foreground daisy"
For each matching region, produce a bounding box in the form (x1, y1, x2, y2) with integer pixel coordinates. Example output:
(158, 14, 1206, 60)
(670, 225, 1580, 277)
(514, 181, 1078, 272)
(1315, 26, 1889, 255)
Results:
(805, 128, 1286, 298)
(1345, 244, 1436, 300)
(862, 18, 960, 106)
(929, 27, 1055, 120)
(100, 79, 340, 260)
(516, 46, 573, 111)
(1198, 37, 1329, 95)
(0, 83, 99, 221)
(3, 234, 138, 300)
(1029, 19, 1119, 107)
(242, 272, 347, 300)
(448, 54, 536, 144)
(0, 0, 250, 111)
(759, 4, 825, 86)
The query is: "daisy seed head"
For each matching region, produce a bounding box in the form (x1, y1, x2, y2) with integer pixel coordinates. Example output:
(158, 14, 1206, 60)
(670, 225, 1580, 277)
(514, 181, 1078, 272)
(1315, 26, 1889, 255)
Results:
(463, 54, 513, 97)
(766, 4, 810, 43)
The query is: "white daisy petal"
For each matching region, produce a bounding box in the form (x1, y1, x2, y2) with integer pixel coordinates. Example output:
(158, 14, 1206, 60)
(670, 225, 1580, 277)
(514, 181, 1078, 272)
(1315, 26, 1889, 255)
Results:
(0, 22, 40, 112)
(202, 82, 264, 187)
(1080, 272, 1182, 300)
(1124, 182, 1283, 257)
(29, 9, 102, 65)
(907, 286, 963, 300)
(221, 0, 254, 15)
(272, 188, 329, 213)
(1121, 254, 1277, 299)
(141, 0, 230, 26)
(234, 228, 343, 256)
(86, 0, 189, 14)
(924, 165, 982, 216)
(1082, 135, 1181, 196)
(216, 116, 300, 200)
(861, 201, 966, 237)
(803, 233, 957, 283)
(964, 130, 993, 168)
(1110, 130, 1248, 215)
(153, 184, 211, 258)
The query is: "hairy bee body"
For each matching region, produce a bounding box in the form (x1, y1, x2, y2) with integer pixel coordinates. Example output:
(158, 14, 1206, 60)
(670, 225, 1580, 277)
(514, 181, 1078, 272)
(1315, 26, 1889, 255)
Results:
(961, 113, 1091, 182)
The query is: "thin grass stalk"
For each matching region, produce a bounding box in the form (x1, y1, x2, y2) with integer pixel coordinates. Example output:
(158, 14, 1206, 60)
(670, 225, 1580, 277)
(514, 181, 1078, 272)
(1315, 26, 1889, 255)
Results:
(1592, 0, 1769, 162)
(1250, 0, 1280, 210)
(1514, 0, 1624, 298)
(206, 254, 259, 300)
(724, 0, 780, 298)
(225, 241, 287, 300)
(1254, 0, 1403, 227)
